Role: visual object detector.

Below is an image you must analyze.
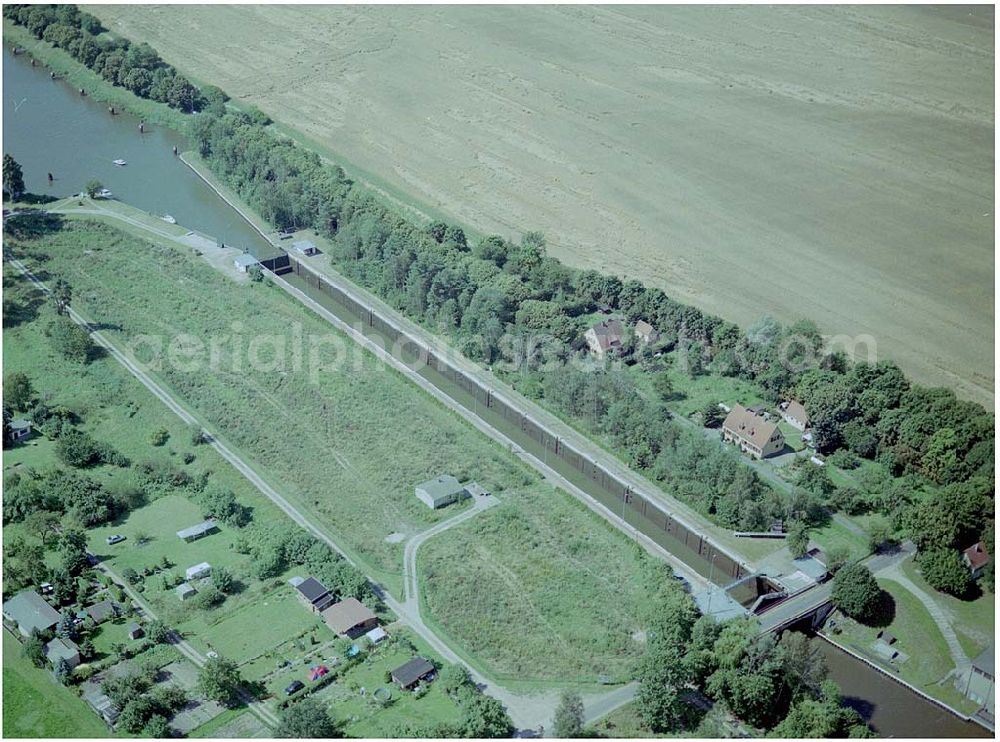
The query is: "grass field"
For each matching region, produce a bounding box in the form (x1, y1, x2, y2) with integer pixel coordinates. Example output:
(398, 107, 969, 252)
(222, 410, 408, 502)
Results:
(312, 629, 465, 737)
(830, 578, 979, 714)
(7, 218, 532, 591)
(901, 559, 995, 661)
(91, 5, 995, 406)
(4, 240, 469, 735)
(2, 630, 110, 738)
(420, 484, 658, 683)
(6, 215, 676, 687)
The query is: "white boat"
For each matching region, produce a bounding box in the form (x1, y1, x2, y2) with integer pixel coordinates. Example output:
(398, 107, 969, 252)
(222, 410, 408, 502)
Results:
(161, 214, 177, 224)
(95, 188, 114, 199)
(113, 158, 127, 166)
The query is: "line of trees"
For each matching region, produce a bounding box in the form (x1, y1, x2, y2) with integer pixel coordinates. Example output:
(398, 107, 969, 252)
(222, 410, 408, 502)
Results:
(12, 3, 991, 558)
(4, 4, 204, 112)
(188, 107, 994, 548)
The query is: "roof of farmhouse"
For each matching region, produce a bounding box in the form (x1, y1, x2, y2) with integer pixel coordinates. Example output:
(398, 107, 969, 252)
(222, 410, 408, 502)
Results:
(723, 404, 780, 449)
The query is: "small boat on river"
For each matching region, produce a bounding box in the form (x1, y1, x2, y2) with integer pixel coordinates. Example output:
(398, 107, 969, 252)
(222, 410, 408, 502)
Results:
(161, 214, 177, 224)
(113, 158, 127, 166)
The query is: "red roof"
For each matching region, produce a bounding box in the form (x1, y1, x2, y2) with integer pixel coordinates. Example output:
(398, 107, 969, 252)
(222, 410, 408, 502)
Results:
(308, 665, 329, 681)
(963, 542, 990, 570)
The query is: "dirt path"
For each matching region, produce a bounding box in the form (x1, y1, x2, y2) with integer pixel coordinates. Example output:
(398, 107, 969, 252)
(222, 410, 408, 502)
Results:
(402, 493, 499, 609)
(94, 556, 281, 728)
(6, 245, 635, 733)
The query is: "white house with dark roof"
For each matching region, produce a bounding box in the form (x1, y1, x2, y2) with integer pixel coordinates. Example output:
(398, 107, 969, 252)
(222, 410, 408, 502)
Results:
(584, 318, 625, 357)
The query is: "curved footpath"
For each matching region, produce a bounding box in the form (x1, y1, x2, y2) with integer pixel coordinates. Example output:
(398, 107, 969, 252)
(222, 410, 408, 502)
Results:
(6, 235, 636, 733)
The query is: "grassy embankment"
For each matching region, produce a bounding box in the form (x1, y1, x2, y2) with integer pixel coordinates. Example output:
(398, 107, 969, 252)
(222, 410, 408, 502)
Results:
(7, 215, 665, 685)
(419, 488, 659, 685)
(3, 21, 189, 130)
(2, 630, 110, 738)
(901, 559, 994, 661)
(829, 577, 980, 715)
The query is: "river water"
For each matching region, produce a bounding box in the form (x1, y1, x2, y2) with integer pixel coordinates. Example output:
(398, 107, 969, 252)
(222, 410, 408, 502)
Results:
(2, 48, 271, 254)
(2, 46, 988, 739)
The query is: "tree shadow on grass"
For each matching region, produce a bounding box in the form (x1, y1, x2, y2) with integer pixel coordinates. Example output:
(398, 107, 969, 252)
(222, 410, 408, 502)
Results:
(19, 193, 60, 205)
(3, 210, 64, 240)
(2, 293, 46, 328)
(863, 590, 896, 629)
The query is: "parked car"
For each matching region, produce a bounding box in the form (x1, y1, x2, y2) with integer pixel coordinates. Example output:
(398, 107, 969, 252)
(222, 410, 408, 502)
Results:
(285, 680, 304, 696)
(106, 535, 126, 545)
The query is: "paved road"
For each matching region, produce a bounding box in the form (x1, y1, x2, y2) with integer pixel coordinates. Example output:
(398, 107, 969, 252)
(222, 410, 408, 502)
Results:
(402, 493, 499, 609)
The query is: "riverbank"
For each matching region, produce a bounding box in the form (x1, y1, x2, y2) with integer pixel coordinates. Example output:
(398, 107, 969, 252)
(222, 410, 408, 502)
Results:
(817, 631, 991, 735)
(178, 151, 277, 248)
(3, 20, 189, 130)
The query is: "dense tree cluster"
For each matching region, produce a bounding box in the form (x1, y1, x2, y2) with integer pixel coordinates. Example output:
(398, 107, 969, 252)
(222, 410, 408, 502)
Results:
(4, 5, 203, 112)
(830, 563, 883, 624)
(188, 109, 993, 551)
(233, 520, 371, 601)
(103, 665, 187, 733)
(633, 567, 870, 735)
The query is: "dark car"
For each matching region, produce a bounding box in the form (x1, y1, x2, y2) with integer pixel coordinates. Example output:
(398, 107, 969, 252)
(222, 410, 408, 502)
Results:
(284, 680, 304, 696)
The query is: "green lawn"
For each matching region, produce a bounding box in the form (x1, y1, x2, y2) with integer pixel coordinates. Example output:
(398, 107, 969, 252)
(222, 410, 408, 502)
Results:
(647, 359, 766, 419)
(902, 558, 994, 660)
(2, 630, 110, 738)
(829, 577, 978, 713)
(810, 517, 870, 561)
(8, 218, 531, 593)
(420, 484, 659, 685)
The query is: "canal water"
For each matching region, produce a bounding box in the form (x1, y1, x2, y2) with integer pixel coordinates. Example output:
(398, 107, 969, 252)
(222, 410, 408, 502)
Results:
(2, 47, 271, 255)
(2, 47, 988, 739)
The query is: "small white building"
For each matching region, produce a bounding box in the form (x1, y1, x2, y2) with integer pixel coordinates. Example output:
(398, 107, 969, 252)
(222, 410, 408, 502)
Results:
(291, 239, 318, 256)
(779, 400, 810, 431)
(9, 419, 32, 442)
(185, 562, 212, 581)
(415, 475, 468, 509)
(176, 583, 197, 601)
(234, 253, 259, 273)
(366, 626, 388, 645)
(634, 320, 659, 345)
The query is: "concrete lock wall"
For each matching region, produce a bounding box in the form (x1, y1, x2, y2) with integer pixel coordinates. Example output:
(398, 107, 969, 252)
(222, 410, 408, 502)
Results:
(283, 255, 747, 584)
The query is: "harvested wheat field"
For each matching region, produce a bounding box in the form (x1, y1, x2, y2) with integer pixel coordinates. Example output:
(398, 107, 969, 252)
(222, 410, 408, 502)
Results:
(94, 5, 995, 404)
